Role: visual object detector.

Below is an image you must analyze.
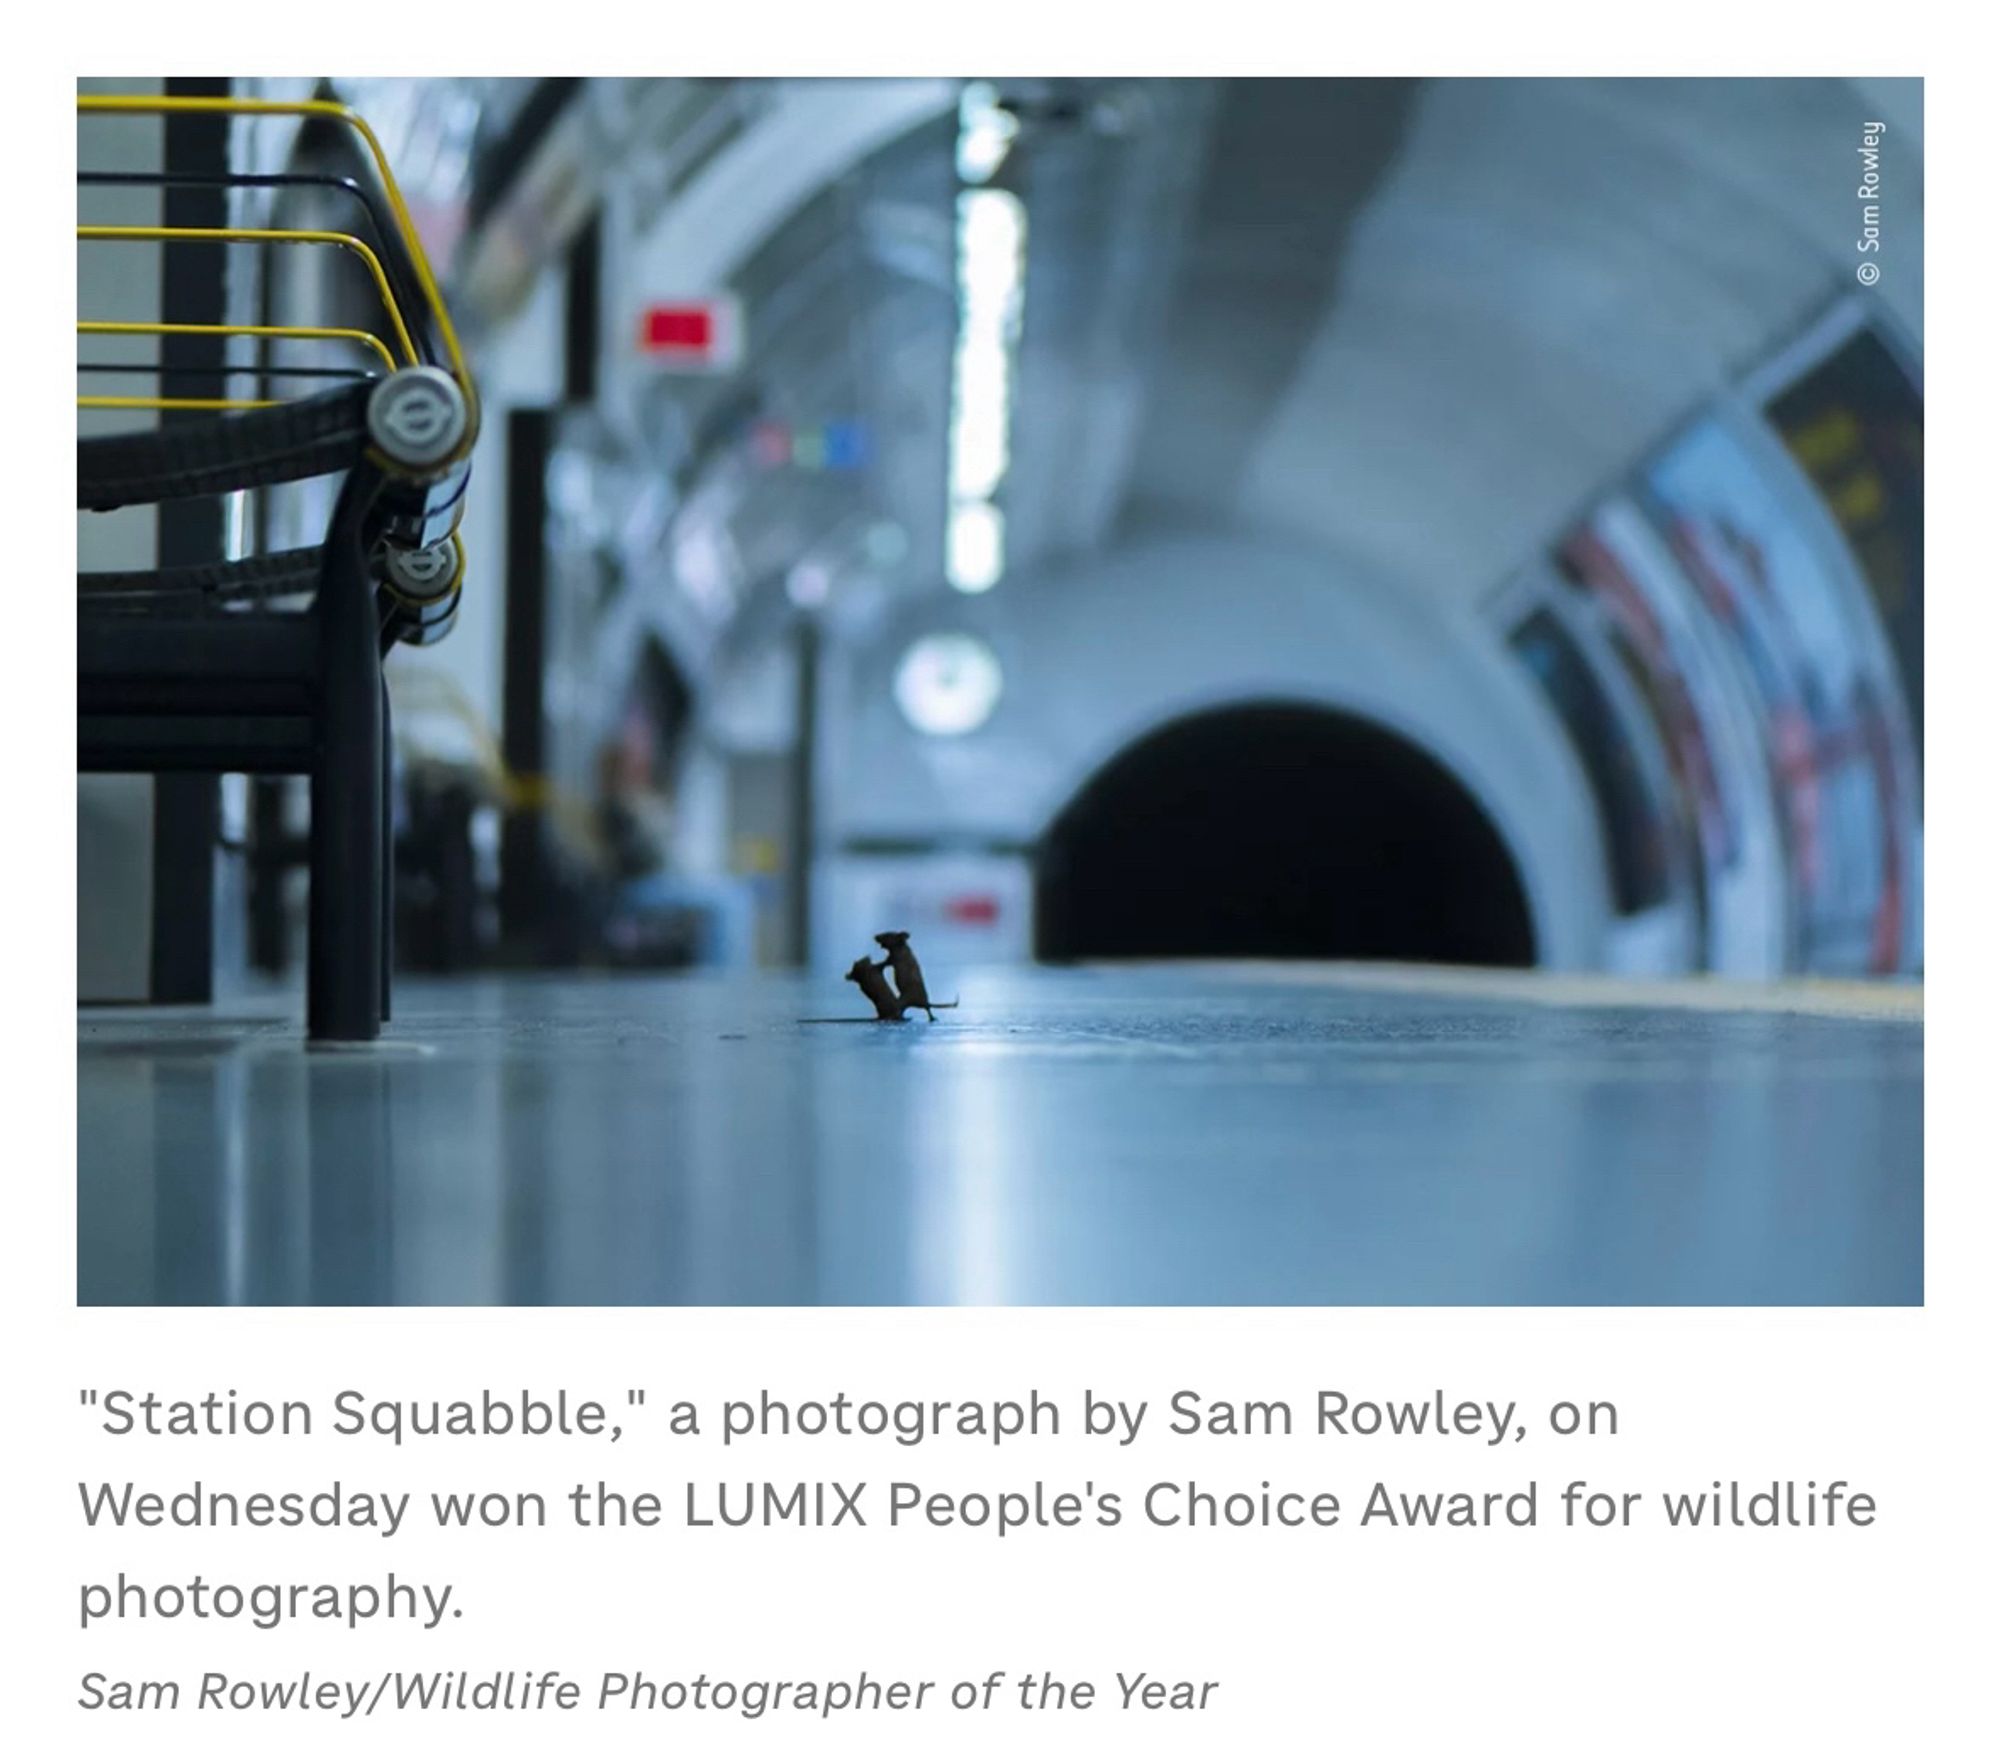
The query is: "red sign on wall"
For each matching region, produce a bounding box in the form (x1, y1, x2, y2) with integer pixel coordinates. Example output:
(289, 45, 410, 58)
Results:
(636, 296, 742, 372)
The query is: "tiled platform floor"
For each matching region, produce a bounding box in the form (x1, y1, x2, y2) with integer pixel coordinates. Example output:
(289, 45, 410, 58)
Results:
(77, 964, 1922, 1306)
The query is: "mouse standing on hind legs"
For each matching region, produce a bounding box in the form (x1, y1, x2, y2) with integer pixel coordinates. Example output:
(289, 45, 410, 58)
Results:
(845, 955, 906, 1021)
(874, 931, 958, 1021)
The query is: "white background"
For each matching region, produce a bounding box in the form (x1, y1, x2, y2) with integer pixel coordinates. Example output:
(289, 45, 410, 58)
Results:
(12, 8, 1994, 1737)
(36, 1314, 1991, 1735)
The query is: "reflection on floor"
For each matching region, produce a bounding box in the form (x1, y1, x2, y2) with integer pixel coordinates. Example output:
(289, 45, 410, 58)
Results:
(77, 965, 1922, 1307)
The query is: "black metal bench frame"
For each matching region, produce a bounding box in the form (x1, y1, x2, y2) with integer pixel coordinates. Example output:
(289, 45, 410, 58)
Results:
(79, 377, 469, 1041)
(82, 454, 388, 1039)
(80, 94, 479, 1043)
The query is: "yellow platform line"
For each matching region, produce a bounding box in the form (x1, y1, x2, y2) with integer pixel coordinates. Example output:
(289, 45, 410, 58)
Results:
(1180, 960, 1924, 1023)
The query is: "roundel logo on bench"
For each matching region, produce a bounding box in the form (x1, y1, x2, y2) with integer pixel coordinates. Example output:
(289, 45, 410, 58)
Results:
(368, 368, 468, 469)
(384, 540, 460, 602)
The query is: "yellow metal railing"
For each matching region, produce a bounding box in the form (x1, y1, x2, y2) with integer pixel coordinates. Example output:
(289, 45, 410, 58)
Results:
(78, 321, 400, 375)
(77, 321, 397, 413)
(78, 394, 284, 412)
(77, 227, 419, 411)
(76, 93, 480, 455)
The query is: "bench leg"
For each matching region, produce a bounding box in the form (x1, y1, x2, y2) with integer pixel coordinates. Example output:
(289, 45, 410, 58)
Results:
(308, 472, 386, 1042)
(380, 674, 395, 1025)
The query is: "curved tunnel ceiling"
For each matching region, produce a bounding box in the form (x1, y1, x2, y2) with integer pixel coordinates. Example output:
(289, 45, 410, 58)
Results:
(590, 76, 1926, 648)
(1119, 77, 1923, 610)
(411, 75, 1924, 657)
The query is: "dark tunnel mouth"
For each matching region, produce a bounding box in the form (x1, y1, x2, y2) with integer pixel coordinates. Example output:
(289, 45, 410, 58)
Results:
(1034, 702, 1538, 968)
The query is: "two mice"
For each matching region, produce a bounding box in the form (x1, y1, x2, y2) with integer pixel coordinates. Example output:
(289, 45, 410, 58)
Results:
(846, 931, 959, 1022)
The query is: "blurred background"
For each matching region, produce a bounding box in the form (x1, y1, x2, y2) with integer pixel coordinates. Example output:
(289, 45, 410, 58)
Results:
(77, 75, 1924, 998)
